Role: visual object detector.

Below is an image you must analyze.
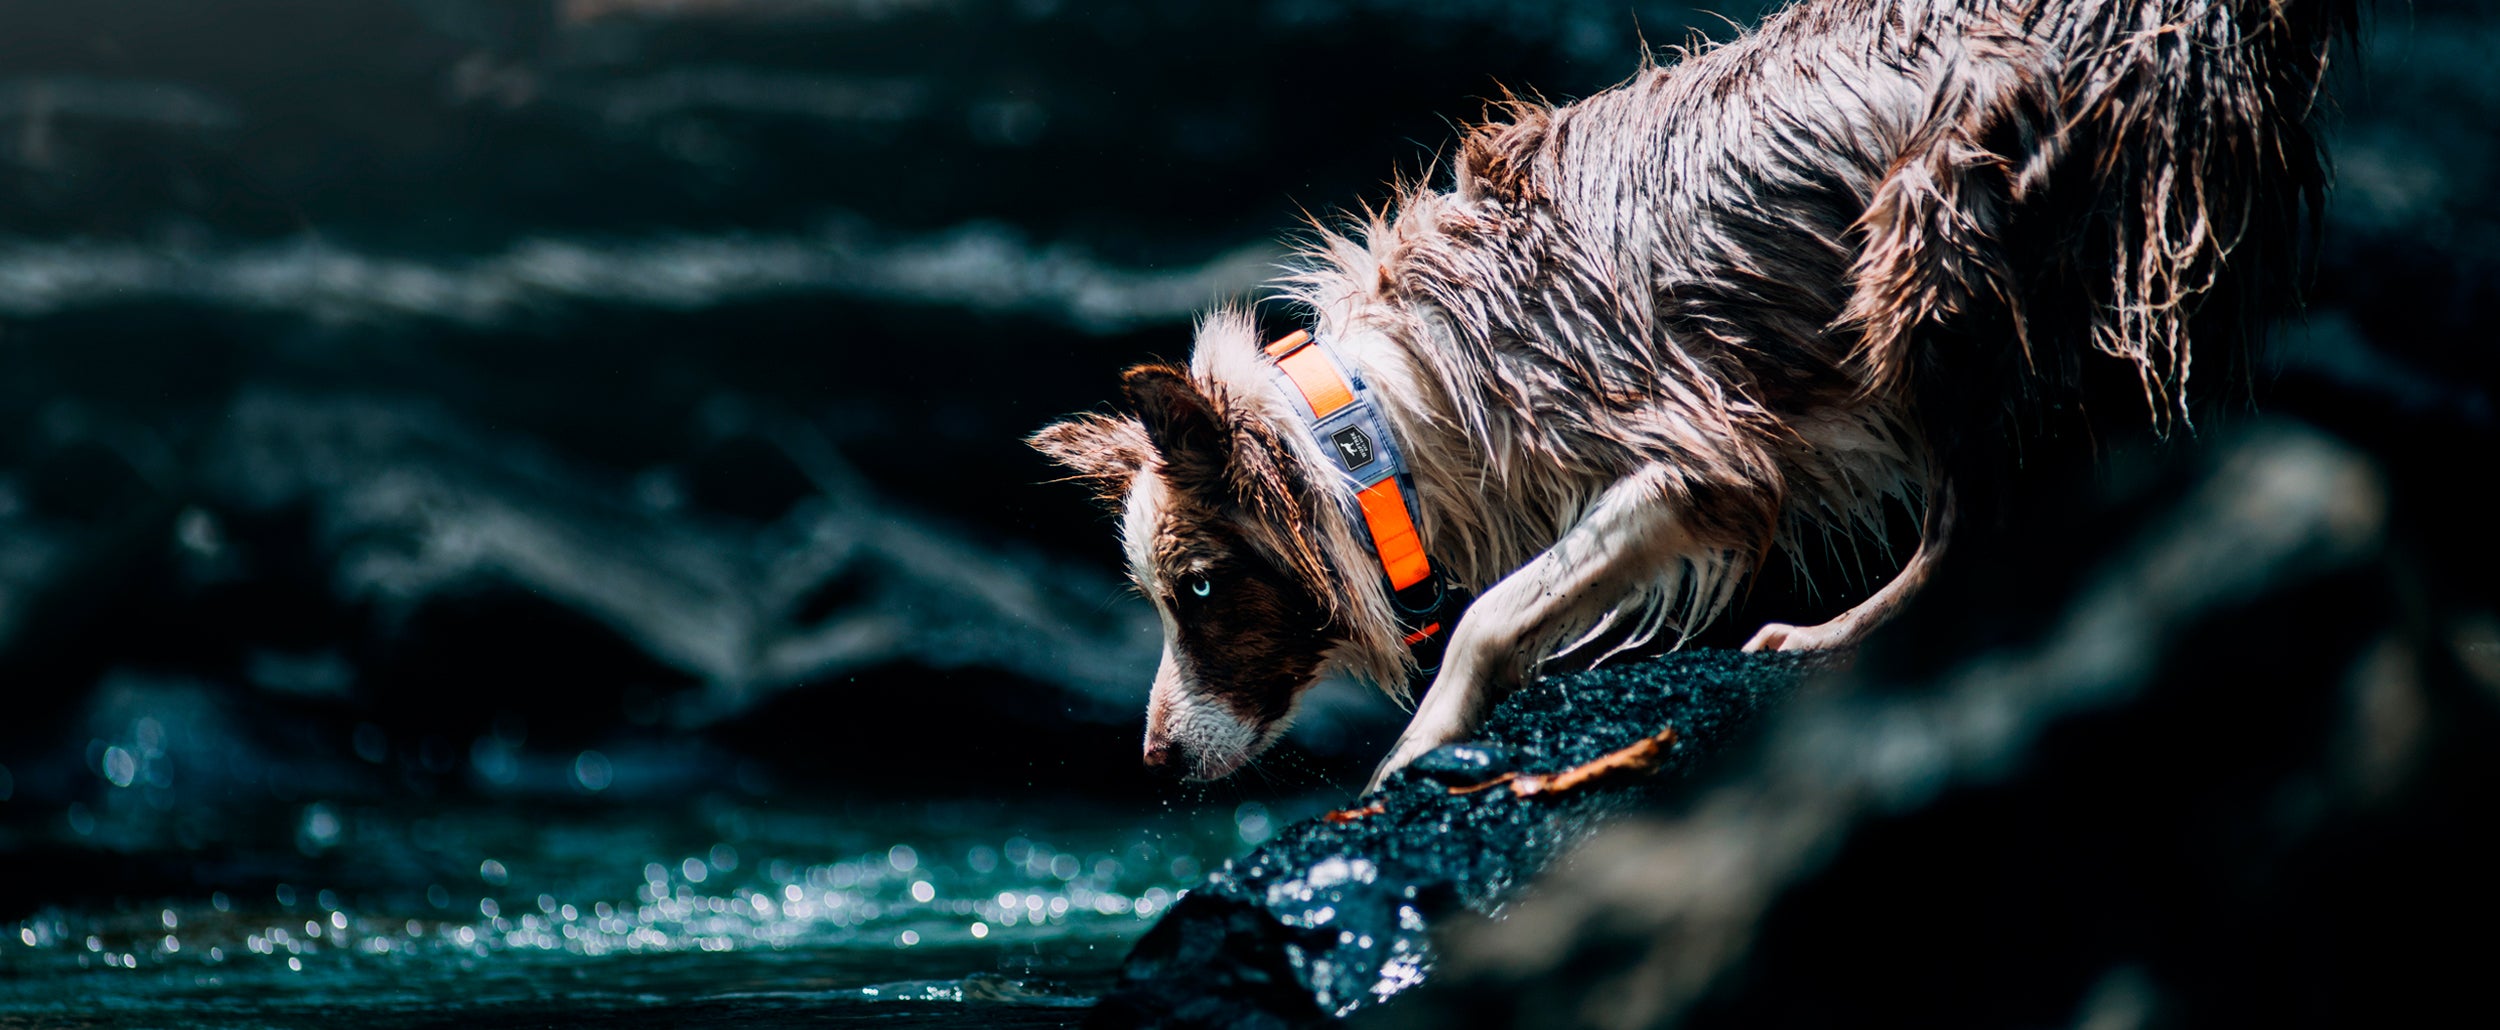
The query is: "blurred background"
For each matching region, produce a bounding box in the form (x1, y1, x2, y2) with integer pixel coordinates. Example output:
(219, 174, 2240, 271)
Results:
(0, 0, 2491, 1025)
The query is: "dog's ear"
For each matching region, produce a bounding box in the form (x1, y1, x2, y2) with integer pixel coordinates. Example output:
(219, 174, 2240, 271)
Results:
(1122, 362, 1335, 597)
(1028, 413, 1152, 505)
(1223, 418, 1338, 605)
(1121, 363, 1230, 488)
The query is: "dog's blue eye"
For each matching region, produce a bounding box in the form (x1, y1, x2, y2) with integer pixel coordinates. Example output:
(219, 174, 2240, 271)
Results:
(1187, 576, 1212, 599)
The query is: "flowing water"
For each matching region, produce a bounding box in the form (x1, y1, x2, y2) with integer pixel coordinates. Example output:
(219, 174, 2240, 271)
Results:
(0, 795, 1322, 1028)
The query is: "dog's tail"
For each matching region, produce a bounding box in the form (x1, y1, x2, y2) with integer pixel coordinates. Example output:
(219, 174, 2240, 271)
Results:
(1842, 0, 2357, 436)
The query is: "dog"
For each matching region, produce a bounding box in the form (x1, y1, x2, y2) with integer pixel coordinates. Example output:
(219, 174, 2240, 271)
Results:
(1030, 0, 2351, 789)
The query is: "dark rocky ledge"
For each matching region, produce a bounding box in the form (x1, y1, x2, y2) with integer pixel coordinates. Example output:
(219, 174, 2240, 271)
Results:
(1089, 649, 1827, 1028)
(1090, 401, 2500, 1028)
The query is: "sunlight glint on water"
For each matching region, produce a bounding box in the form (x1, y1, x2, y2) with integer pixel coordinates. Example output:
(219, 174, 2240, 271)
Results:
(0, 799, 1308, 1027)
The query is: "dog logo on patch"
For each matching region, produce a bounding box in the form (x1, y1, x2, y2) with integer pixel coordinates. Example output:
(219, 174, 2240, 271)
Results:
(1331, 426, 1376, 471)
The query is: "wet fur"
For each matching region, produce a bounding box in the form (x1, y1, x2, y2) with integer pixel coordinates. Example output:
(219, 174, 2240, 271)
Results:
(1033, 0, 2351, 782)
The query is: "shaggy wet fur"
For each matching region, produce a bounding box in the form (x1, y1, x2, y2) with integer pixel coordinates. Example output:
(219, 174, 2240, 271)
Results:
(1034, 0, 2353, 782)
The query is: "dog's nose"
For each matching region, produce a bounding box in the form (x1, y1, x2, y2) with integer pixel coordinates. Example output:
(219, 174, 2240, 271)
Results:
(1143, 740, 1175, 769)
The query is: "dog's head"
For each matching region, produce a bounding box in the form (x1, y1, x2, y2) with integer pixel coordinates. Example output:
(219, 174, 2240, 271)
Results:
(1029, 347, 1347, 780)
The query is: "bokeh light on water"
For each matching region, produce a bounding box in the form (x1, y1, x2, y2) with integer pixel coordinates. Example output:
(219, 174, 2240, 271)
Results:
(0, 796, 1321, 1026)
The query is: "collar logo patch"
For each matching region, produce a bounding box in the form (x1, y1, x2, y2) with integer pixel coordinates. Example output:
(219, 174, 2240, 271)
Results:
(1331, 426, 1376, 471)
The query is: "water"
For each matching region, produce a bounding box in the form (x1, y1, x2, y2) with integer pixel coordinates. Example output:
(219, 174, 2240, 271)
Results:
(0, 796, 1320, 1028)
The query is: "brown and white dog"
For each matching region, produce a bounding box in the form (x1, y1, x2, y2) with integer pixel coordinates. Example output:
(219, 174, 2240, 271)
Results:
(1032, 0, 2350, 789)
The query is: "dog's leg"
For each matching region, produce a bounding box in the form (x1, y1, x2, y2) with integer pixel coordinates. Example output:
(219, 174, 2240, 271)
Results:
(1367, 466, 1697, 793)
(1741, 536, 1936, 652)
(1744, 488, 1954, 652)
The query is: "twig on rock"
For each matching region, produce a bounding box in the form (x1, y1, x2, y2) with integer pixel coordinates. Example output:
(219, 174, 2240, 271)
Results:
(1448, 726, 1680, 799)
(1322, 801, 1387, 824)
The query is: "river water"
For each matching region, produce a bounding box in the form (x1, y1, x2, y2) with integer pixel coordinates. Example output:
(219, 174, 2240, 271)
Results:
(1, 795, 1324, 1028)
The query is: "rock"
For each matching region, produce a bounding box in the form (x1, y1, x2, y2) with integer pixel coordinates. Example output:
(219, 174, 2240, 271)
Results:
(1370, 417, 2500, 1028)
(1404, 743, 1517, 785)
(1095, 364, 2497, 1027)
(1091, 649, 1827, 1026)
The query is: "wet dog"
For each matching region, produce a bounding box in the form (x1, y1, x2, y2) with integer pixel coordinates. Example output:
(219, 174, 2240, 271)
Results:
(1031, 0, 2350, 788)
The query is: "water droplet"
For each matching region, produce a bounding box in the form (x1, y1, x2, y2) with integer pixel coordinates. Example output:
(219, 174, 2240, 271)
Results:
(479, 859, 508, 886)
(1233, 802, 1273, 845)
(573, 750, 613, 792)
(101, 746, 137, 788)
(426, 885, 450, 909)
(897, 930, 920, 946)
(297, 804, 342, 855)
(887, 844, 918, 872)
(680, 858, 707, 884)
(970, 922, 989, 939)
(910, 881, 935, 903)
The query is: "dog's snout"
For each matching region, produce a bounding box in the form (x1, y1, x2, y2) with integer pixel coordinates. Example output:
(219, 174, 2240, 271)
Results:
(1142, 738, 1175, 768)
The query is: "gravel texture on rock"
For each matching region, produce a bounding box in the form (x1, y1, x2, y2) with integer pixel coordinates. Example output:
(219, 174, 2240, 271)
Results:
(1091, 649, 1826, 1027)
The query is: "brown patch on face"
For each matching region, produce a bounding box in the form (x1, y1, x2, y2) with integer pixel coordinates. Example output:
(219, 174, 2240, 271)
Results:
(1148, 489, 1340, 734)
(1116, 363, 1346, 741)
(1033, 359, 1349, 772)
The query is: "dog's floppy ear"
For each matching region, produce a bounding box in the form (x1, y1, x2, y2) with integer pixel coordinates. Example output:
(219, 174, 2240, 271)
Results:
(1027, 413, 1152, 505)
(1128, 362, 1339, 610)
(1121, 363, 1230, 489)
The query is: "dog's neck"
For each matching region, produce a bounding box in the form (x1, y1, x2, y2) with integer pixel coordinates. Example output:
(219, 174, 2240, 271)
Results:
(1190, 318, 1481, 689)
(1259, 329, 1457, 659)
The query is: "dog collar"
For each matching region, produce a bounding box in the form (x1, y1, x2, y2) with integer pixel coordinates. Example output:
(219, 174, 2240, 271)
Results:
(1264, 329, 1462, 667)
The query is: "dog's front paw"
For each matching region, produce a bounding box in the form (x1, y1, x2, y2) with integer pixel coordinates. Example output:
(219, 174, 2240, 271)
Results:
(1742, 619, 1861, 652)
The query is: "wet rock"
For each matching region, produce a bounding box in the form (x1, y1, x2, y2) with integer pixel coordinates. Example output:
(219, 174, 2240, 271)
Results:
(196, 390, 1161, 724)
(1091, 649, 1827, 1026)
(1372, 417, 2500, 1029)
(1404, 743, 1516, 785)
(0, 388, 1217, 805)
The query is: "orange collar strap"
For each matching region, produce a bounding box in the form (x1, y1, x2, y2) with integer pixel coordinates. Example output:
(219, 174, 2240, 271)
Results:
(1264, 329, 1461, 661)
